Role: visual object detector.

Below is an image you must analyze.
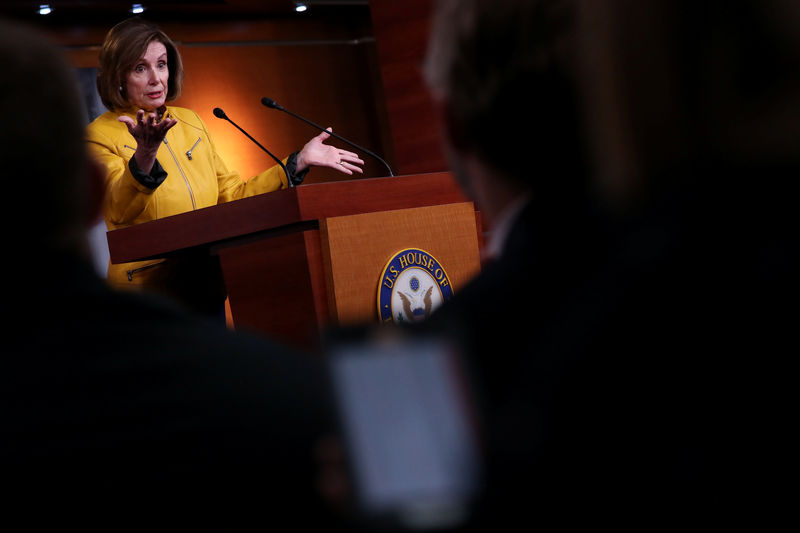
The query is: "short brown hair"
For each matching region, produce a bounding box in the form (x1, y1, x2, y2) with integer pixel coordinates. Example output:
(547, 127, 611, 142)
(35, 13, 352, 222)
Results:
(423, 0, 583, 183)
(1, 17, 88, 252)
(96, 17, 184, 111)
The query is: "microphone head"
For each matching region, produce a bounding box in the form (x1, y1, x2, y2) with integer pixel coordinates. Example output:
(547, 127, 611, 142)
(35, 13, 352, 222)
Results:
(261, 97, 282, 110)
(212, 107, 227, 119)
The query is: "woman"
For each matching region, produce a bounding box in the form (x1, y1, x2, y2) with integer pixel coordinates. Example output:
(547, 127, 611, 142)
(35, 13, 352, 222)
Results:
(87, 17, 364, 315)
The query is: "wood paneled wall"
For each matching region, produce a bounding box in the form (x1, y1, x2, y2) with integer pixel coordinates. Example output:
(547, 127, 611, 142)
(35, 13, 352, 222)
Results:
(50, 17, 395, 184)
(369, 0, 448, 175)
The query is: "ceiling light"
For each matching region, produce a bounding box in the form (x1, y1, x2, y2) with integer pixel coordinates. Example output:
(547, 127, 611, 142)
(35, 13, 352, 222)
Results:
(131, 3, 145, 14)
(295, 3, 308, 13)
(38, 4, 52, 15)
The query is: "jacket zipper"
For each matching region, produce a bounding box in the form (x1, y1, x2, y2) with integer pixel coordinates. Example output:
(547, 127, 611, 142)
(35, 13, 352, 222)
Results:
(126, 259, 167, 281)
(163, 137, 197, 210)
(186, 137, 201, 160)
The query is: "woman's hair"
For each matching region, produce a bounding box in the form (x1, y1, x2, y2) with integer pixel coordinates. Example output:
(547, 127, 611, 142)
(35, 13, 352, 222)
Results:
(96, 17, 184, 111)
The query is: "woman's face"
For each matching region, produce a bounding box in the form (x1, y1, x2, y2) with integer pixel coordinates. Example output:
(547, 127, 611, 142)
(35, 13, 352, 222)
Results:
(124, 40, 169, 111)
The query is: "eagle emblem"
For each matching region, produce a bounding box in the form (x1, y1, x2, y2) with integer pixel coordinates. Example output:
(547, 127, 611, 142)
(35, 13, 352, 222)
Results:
(398, 279, 435, 322)
(377, 249, 454, 323)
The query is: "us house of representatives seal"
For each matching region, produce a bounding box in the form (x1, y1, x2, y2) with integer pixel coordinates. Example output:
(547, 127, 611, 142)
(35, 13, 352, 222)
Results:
(377, 248, 454, 323)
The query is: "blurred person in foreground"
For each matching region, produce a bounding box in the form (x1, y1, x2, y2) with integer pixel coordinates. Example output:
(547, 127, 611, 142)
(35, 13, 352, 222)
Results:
(1, 18, 342, 528)
(416, 0, 795, 527)
(87, 17, 364, 316)
(573, 0, 796, 523)
(420, 0, 614, 526)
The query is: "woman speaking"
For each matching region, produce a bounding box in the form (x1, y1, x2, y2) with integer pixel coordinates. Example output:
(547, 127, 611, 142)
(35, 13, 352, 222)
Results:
(87, 17, 364, 316)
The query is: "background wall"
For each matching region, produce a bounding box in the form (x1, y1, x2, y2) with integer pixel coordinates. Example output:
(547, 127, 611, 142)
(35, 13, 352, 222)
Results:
(0, 0, 447, 181)
(55, 16, 396, 184)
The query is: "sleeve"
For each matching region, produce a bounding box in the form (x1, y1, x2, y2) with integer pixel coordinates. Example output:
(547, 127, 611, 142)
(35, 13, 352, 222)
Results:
(213, 149, 288, 205)
(197, 111, 302, 204)
(285, 151, 310, 186)
(87, 124, 162, 225)
(129, 157, 168, 190)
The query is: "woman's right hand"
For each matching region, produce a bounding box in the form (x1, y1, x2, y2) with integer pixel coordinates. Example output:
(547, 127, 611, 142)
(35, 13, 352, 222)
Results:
(118, 109, 177, 174)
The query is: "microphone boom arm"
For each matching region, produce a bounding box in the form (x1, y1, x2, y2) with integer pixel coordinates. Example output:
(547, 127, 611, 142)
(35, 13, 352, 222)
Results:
(213, 107, 293, 187)
(262, 97, 394, 177)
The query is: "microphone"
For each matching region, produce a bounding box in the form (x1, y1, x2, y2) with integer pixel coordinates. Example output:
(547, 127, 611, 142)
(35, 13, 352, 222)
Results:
(261, 97, 394, 177)
(212, 107, 293, 188)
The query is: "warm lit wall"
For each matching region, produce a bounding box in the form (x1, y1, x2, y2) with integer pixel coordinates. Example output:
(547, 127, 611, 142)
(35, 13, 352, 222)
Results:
(56, 17, 394, 183)
(370, 0, 447, 175)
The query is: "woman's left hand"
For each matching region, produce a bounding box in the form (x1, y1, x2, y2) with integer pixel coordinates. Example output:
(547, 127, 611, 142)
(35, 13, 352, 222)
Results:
(295, 128, 365, 176)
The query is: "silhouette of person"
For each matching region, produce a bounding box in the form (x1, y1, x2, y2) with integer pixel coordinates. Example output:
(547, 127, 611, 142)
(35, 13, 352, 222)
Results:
(1, 17, 346, 529)
(414, 0, 795, 527)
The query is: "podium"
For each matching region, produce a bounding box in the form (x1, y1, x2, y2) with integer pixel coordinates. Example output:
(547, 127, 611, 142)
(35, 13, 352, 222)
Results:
(107, 172, 482, 351)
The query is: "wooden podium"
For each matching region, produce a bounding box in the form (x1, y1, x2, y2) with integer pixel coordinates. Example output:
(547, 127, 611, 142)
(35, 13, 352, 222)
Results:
(107, 172, 482, 351)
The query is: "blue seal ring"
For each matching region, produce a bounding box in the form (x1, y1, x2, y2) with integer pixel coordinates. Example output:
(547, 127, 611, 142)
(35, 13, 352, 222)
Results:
(377, 248, 454, 323)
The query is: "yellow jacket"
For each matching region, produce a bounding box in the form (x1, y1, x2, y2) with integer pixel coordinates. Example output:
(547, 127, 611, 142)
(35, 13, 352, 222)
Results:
(87, 105, 289, 301)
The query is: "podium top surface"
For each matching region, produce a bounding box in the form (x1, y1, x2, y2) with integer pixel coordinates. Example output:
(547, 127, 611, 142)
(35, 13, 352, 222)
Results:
(107, 171, 468, 263)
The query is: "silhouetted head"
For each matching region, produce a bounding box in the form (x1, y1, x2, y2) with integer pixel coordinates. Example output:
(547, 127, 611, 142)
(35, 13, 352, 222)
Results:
(0, 18, 103, 259)
(424, 0, 586, 197)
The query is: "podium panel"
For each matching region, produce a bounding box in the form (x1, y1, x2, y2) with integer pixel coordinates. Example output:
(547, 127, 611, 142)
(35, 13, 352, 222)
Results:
(320, 202, 481, 325)
(106, 173, 482, 351)
(217, 229, 327, 351)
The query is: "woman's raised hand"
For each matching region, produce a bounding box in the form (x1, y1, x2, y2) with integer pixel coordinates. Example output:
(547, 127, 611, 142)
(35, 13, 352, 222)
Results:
(295, 128, 365, 176)
(118, 109, 177, 174)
